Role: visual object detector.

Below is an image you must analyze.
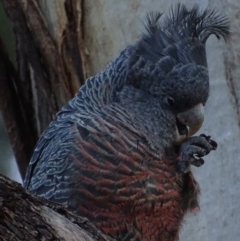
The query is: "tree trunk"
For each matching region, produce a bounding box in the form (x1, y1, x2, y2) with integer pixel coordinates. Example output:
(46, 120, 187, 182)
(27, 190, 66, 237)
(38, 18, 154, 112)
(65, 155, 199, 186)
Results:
(0, 174, 115, 241)
(0, 0, 87, 179)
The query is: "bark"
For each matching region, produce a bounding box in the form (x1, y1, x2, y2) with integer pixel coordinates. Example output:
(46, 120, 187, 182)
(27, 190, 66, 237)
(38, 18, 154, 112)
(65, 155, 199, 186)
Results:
(0, 0, 87, 178)
(0, 174, 115, 241)
(0, 38, 32, 178)
(0, 1, 112, 239)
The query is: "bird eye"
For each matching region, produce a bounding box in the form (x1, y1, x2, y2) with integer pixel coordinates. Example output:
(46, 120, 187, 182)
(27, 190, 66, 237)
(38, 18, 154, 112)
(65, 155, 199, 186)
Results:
(165, 96, 175, 107)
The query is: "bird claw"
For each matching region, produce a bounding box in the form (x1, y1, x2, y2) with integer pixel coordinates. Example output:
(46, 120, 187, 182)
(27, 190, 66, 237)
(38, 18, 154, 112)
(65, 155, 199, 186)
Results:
(177, 134, 218, 173)
(199, 134, 218, 150)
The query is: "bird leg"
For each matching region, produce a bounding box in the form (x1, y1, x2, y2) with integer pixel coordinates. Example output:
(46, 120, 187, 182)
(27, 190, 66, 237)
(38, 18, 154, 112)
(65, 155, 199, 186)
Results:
(176, 134, 218, 173)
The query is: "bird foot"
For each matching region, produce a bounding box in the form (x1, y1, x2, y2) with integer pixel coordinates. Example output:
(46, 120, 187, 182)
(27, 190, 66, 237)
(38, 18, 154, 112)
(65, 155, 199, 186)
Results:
(177, 134, 217, 173)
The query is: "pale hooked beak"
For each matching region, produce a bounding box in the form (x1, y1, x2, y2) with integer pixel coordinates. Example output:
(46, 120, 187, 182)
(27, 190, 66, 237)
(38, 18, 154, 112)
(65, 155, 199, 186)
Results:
(174, 103, 204, 144)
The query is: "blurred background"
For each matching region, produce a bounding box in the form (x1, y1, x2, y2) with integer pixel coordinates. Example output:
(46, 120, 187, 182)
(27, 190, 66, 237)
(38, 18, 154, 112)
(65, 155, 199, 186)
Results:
(0, 115, 21, 183)
(0, 2, 22, 183)
(0, 0, 239, 240)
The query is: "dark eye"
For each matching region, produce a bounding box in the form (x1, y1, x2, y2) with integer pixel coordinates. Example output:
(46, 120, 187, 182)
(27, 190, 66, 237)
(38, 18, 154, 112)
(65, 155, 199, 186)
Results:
(165, 96, 175, 107)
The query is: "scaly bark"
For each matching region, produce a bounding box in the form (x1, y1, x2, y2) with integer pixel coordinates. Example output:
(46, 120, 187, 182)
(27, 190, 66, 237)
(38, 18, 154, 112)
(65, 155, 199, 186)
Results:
(0, 174, 115, 241)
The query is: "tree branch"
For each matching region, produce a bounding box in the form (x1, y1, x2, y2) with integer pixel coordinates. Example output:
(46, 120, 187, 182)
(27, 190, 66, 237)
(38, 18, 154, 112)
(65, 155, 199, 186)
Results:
(0, 174, 115, 241)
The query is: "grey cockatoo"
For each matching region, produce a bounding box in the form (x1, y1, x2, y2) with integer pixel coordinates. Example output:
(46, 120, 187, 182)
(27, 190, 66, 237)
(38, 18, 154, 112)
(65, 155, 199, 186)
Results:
(24, 4, 230, 241)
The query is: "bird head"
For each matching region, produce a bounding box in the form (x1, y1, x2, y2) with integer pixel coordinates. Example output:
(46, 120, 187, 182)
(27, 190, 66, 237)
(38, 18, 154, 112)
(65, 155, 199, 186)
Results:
(124, 4, 230, 146)
(160, 63, 208, 144)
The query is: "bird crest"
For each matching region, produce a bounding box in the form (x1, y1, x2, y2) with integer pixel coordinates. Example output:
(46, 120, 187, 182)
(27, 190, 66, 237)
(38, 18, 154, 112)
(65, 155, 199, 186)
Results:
(137, 4, 230, 64)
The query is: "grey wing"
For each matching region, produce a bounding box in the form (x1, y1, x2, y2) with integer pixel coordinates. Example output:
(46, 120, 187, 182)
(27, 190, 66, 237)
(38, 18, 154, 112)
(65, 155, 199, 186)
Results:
(23, 119, 78, 206)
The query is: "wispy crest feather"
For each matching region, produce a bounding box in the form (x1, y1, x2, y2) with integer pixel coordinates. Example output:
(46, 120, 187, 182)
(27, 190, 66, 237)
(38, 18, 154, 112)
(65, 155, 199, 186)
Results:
(165, 4, 230, 42)
(139, 4, 230, 62)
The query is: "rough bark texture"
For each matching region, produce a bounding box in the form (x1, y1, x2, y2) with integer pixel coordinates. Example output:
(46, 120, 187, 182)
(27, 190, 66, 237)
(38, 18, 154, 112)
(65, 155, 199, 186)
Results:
(0, 0, 87, 178)
(0, 174, 115, 241)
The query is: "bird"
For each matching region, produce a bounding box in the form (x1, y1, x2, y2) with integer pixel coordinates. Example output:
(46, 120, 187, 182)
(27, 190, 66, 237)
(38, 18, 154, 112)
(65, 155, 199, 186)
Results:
(24, 4, 230, 241)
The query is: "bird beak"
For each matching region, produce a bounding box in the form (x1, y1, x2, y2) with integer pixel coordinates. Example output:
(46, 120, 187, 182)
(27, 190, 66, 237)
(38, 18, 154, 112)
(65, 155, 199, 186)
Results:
(174, 103, 204, 144)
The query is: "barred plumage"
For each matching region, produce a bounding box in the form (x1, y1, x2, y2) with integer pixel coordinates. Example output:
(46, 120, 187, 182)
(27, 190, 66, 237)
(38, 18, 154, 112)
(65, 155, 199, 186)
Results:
(24, 4, 230, 241)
